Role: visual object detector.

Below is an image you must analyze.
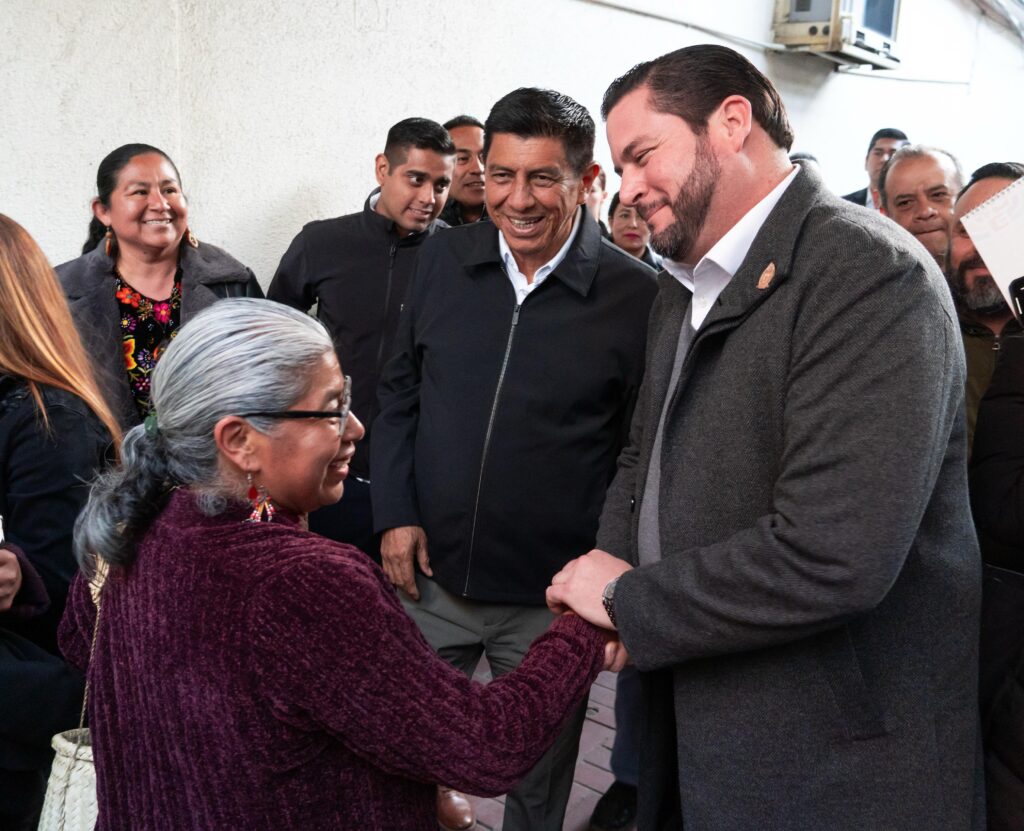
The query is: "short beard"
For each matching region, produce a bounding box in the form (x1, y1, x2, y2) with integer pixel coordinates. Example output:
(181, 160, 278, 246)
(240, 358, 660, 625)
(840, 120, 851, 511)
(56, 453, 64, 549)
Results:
(645, 133, 720, 261)
(948, 254, 1009, 319)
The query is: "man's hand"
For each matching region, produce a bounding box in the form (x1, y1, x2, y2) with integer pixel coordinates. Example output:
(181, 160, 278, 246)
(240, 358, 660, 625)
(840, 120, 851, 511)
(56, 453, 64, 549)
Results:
(380, 525, 431, 600)
(547, 549, 632, 629)
(0, 547, 23, 613)
(603, 638, 631, 672)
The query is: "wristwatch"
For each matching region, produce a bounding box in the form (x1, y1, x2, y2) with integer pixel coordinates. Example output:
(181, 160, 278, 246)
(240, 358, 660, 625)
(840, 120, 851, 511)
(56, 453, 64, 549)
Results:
(602, 575, 621, 628)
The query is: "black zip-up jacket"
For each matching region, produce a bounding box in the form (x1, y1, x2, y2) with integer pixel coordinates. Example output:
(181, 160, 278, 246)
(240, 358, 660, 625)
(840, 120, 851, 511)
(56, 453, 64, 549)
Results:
(268, 191, 447, 479)
(371, 211, 658, 604)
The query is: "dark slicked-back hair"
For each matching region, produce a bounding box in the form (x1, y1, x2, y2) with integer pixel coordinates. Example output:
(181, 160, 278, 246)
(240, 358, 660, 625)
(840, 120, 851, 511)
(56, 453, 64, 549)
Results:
(444, 114, 484, 131)
(383, 117, 455, 166)
(484, 88, 596, 175)
(959, 161, 1024, 199)
(877, 145, 963, 210)
(601, 45, 794, 151)
(866, 127, 908, 156)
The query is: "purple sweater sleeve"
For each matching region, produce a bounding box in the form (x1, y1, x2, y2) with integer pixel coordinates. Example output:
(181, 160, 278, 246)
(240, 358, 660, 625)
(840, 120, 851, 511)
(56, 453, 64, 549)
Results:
(247, 551, 605, 796)
(57, 573, 96, 671)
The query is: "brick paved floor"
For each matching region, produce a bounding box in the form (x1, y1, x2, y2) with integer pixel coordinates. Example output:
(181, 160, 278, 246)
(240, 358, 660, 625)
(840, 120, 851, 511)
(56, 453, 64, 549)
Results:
(466, 661, 628, 831)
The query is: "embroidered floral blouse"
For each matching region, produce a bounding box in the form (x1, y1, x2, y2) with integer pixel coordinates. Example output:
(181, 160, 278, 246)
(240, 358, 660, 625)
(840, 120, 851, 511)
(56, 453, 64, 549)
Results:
(114, 270, 182, 418)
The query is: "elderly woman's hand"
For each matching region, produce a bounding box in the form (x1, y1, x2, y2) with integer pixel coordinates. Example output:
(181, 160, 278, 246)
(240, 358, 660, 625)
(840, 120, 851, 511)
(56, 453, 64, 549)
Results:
(0, 546, 23, 612)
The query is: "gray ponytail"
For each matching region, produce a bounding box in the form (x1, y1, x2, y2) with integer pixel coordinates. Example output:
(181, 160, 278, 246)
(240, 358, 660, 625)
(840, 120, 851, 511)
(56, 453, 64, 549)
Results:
(75, 298, 334, 568)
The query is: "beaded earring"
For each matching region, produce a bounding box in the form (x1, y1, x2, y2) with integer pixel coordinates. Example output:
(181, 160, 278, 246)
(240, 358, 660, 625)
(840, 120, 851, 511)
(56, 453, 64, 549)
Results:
(245, 472, 275, 523)
(186, 228, 199, 248)
(104, 226, 114, 257)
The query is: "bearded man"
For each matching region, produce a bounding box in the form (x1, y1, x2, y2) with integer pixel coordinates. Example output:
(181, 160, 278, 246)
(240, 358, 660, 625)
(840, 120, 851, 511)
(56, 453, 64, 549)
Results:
(546, 45, 984, 830)
(948, 161, 1024, 452)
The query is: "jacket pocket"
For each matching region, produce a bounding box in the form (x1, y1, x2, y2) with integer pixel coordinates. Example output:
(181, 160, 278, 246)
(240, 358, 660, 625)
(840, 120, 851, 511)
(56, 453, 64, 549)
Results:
(817, 625, 889, 741)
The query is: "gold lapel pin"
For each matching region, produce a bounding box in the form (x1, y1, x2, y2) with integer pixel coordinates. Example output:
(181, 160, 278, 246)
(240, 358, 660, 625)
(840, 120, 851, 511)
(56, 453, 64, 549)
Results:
(757, 262, 776, 290)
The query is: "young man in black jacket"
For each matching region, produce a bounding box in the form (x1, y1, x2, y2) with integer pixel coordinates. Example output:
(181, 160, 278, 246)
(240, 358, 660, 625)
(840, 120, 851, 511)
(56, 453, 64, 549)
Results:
(372, 88, 657, 831)
(268, 118, 453, 557)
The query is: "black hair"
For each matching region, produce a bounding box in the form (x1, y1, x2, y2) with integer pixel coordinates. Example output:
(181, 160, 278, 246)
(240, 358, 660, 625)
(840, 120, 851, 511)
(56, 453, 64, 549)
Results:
(595, 168, 607, 190)
(83, 143, 181, 256)
(443, 115, 484, 131)
(608, 191, 622, 217)
(866, 128, 908, 157)
(484, 88, 595, 176)
(958, 161, 1024, 199)
(383, 117, 455, 166)
(602, 45, 794, 151)
(877, 145, 962, 210)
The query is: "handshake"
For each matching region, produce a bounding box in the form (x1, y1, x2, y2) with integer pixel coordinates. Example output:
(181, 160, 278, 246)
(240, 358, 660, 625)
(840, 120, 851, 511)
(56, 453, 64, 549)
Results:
(546, 549, 633, 673)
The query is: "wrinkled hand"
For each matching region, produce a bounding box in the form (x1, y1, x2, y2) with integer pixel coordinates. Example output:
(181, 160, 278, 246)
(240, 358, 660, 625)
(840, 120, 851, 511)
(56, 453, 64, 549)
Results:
(381, 525, 431, 600)
(0, 547, 23, 613)
(603, 638, 631, 672)
(547, 549, 632, 629)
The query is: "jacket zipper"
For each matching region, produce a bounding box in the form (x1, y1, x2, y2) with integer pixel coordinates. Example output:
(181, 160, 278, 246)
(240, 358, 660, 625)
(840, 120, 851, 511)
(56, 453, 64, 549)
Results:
(464, 300, 522, 595)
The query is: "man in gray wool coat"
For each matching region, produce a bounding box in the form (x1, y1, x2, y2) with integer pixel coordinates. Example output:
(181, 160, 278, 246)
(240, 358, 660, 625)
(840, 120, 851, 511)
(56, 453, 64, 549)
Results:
(547, 45, 984, 830)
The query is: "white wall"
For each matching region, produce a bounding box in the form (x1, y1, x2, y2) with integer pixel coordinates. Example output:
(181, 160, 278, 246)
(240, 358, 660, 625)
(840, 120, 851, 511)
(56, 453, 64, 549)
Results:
(1, 0, 1021, 284)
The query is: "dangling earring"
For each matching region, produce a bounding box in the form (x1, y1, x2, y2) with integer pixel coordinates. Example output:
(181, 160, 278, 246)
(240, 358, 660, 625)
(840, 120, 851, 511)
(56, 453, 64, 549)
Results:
(245, 472, 275, 523)
(104, 226, 114, 257)
(186, 228, 199, 248)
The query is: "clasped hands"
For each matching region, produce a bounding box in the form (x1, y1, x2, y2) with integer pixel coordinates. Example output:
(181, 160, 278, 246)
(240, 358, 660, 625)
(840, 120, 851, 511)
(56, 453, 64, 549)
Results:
(381, 526, 633, 672)
(547, 549, 633, 672)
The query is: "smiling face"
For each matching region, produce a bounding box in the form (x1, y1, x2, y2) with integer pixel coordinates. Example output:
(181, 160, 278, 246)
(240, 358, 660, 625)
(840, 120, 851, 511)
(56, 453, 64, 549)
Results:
(882, 152, 959, 264)
(609, 203, 651, 258)
(374, 146, 454, 237)
(606, 86, 722, 263)
(448, 125, 485, 209)
(485, 133, 592, 278)
(93, 152, 188, 258)
(948, 176, 1016, 320)
(250, 352, 365, 515)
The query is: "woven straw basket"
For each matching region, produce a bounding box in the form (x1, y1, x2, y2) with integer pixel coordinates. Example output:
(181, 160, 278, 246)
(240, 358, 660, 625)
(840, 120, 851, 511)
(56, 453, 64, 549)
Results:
(37, 728, 98, 831)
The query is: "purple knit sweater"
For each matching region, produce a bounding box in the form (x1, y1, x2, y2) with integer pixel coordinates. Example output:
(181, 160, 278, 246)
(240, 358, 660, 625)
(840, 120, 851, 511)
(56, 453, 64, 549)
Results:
(59, 490, 605, 830)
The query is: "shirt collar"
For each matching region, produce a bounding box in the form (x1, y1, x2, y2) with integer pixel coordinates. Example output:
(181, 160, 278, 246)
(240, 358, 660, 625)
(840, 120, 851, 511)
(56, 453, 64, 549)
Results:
(663, 165, 799, 291)
(498, 207, 582, 283)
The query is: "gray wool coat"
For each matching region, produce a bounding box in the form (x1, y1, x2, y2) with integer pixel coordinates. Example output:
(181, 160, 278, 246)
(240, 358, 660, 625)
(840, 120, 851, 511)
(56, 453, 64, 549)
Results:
(597, 164, 984, 829)
(57, 241, 262, 430)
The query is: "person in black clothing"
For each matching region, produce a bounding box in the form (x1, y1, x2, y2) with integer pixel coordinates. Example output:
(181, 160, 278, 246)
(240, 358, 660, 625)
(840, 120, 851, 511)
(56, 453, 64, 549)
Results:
(268, 118, 454, 559)
(372, 88, 657, 831)
(841, 127, 908, 208)
(440, 115, 487, 226)
(0, 214, 120, 831)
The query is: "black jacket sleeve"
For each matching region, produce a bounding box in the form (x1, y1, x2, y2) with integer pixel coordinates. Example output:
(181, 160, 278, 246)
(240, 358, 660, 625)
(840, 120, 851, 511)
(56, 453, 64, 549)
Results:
(267, 229, 314, 311)
(1, 396, 108, 651)
(971, 336, 1024, 550)
(370, 260, 425, 532)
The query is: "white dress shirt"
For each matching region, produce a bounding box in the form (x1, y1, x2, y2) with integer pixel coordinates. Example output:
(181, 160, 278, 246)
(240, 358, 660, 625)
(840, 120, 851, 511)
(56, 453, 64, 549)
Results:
(662, 165, 799, 329)
(498, 209, 582, 304)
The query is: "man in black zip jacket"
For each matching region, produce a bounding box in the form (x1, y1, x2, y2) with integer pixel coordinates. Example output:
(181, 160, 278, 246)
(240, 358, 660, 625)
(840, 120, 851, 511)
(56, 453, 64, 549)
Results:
(372, 88, 657, 831)
(268, 118, 454, 557)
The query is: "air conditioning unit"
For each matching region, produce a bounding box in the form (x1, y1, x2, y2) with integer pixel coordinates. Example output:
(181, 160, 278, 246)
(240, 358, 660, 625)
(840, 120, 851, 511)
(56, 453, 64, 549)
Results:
(773, 0, 901, 70)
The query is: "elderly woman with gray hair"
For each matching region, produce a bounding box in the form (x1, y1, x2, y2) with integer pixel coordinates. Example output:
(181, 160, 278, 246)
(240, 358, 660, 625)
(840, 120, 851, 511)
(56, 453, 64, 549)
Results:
(58, 299, 607, 831)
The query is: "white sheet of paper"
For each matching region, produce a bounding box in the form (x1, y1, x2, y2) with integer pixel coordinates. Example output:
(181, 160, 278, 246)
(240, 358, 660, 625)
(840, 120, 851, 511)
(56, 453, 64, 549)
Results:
(960, 176, 1024, 316)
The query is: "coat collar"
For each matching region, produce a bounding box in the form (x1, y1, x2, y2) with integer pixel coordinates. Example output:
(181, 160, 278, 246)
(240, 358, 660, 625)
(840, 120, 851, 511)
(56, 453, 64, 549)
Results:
(698, 163, 823, 334)
(454, 205, 602, 298)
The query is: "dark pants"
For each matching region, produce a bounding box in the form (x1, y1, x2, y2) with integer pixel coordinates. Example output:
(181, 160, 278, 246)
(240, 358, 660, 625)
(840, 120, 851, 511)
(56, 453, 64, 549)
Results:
(309, 476, 380, 561)
(402, 573, 587, 831)
(610, 663, 641, 787)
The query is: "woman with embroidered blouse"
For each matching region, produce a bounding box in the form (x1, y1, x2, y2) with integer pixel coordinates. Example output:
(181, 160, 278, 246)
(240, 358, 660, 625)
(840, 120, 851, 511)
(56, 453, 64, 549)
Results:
(59, 300, 610, 831)
(56, 144, 262, 430)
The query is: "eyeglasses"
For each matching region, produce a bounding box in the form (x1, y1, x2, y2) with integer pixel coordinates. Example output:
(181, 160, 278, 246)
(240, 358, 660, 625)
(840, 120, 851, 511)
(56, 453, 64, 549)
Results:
(238, 376, 352, 435)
